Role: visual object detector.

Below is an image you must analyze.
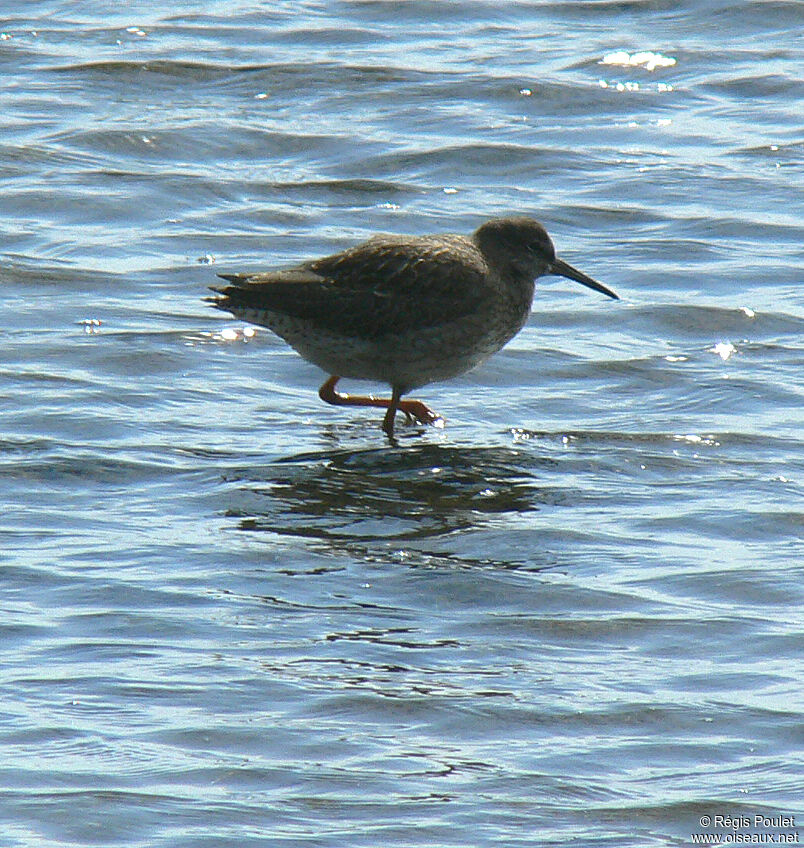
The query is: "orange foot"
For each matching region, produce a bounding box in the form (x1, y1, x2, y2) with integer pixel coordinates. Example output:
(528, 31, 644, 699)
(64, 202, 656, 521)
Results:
(318, 376, 444, 437)
(398, 398, 444, 427)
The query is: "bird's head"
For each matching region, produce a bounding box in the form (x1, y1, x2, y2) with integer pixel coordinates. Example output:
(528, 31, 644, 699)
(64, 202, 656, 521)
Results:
(474, 216, 619, 300)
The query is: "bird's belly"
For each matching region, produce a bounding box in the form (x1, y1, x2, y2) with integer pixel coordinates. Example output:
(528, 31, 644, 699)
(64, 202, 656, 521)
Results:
(236, 306, 526, 391)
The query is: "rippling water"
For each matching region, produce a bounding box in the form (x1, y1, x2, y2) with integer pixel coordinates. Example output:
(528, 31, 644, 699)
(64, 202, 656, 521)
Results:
(2, 2, 803, 846)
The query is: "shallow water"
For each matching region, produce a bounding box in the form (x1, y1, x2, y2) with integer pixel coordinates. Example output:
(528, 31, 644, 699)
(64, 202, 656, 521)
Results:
(1, 2, 803, 846)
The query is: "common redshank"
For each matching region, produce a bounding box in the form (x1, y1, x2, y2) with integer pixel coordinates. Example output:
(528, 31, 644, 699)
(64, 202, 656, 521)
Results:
(209, 216, 619, 436)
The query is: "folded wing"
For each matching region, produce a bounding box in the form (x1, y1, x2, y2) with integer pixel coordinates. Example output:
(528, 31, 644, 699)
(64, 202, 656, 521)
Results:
(210, 236, 491, 340)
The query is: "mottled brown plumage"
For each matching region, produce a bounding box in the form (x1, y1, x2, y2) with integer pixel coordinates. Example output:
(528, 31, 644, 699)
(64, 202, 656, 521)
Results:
(208, 216, 619, 436)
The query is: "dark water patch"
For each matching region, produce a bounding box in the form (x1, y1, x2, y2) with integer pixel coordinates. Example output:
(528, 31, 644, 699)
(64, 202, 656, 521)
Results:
(0, 262, 114, 290)
(733, 139, 804, 163)
(358, 142, 596, 181)
(48, 59, 254, 83)
(0, 452, 181, 487)
(49, 58, 436, 94)
(218, 444, 546, 545)
(47, 124, 359, 167)
(622, 303, 804, 340)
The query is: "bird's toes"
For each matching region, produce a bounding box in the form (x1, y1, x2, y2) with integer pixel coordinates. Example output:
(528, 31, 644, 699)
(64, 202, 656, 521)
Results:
(399, 400, 445, 428)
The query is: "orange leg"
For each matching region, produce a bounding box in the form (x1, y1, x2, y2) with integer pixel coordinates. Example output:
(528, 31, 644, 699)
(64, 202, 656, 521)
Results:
(318, 376, 443, 436)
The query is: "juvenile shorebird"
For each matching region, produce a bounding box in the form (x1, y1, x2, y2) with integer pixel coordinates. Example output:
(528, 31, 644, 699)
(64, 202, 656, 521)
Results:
(209, 216, 619, 437)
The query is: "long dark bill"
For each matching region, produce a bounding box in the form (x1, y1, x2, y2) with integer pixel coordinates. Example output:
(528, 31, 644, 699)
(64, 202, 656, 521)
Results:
(551, 258, 619, 300)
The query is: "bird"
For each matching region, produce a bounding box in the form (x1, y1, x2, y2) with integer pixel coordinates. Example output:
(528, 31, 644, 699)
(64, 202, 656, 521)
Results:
(208, 216, 619, 437)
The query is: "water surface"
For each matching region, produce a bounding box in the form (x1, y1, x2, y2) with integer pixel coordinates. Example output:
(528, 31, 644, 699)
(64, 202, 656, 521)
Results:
(1, 2, 803, 846)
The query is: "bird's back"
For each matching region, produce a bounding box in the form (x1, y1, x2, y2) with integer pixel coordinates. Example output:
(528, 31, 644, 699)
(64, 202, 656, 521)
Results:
(211, 232, 494, 341)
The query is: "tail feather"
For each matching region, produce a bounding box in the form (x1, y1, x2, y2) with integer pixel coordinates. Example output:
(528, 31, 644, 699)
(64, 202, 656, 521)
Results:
(205, 283, 236, 311)
(206, 277, 269, 314)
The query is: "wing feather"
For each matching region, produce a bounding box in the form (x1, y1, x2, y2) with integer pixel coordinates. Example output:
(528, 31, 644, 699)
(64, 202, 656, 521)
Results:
(210, 235, 491, 340)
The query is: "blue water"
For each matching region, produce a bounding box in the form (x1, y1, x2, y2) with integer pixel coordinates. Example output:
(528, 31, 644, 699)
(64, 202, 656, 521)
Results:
(1, 2, 803, 846)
